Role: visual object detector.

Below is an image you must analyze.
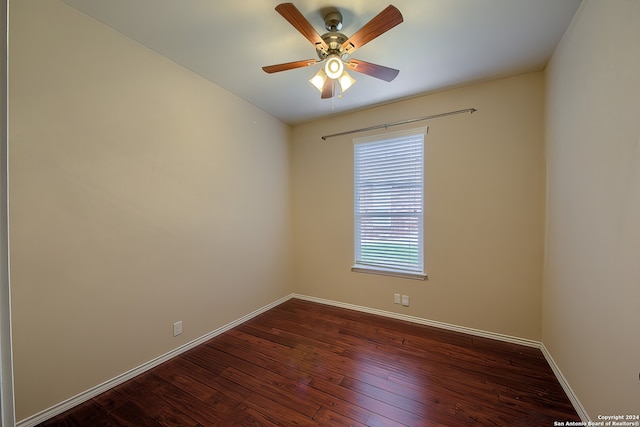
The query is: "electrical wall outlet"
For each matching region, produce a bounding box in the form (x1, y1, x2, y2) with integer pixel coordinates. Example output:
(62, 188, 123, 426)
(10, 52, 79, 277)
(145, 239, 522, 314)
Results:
(173, 321, 183, 337)
(394, 293, 401, 304)
(401, 295, 410, 307)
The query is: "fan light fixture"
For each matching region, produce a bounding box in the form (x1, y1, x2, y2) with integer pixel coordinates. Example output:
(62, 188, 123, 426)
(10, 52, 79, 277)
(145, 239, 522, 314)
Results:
(309, 68, 328, 92)
(309, 54, 355, 95)
(337, 71, 355, 92)
(308, 67, 356, 95)
(324, 55, 343, 79)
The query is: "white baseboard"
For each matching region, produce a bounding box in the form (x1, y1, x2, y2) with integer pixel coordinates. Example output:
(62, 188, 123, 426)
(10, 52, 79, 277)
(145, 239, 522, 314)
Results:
(19, 293, 587, 426)
(17, 294, 293, 427)
(540, 343, 591, 422)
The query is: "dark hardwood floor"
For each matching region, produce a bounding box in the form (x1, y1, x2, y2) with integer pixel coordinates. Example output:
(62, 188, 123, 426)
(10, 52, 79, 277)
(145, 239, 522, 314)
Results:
(39, 298, 580, 426)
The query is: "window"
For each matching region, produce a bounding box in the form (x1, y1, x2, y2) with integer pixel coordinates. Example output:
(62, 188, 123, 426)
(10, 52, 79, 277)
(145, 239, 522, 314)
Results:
(352, 128, 426, 280)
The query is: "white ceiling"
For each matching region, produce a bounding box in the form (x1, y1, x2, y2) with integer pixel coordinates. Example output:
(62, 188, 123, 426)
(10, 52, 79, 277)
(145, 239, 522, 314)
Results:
(59, 0, 581, 125)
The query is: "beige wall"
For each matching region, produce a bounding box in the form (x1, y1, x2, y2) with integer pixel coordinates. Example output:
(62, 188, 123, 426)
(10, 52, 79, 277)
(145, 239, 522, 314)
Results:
(543, 0, 640, 417)
(9, 0, 292, 420)
(291, 72, 545, 341)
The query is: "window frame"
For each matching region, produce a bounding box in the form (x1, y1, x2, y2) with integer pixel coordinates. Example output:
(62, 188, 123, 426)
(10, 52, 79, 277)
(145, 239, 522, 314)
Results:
(351, 127, 427, 281)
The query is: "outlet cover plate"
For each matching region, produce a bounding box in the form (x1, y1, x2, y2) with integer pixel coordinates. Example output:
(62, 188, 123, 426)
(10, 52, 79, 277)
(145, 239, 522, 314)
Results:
(173, 321, 182, 337)
(401, 295, 409, 307)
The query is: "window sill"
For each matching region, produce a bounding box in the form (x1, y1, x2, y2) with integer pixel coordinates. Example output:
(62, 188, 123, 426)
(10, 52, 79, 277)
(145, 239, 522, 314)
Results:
(351, 265, 427, 281)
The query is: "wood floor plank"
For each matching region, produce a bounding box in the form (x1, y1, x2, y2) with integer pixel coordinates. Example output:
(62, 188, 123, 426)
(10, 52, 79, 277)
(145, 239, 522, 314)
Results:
(37, 298, 580, 426)
(219, 366, 322, 419)
(311, 406, 369, 427)
(309, 376, 446, 426)
(239, 392, 321, 426)
(104, 382, 200, 427)
(107, 401, 166, 427)
(40, 399, 125, 427)
(170, 356, 254, 404)
(208, 332, 316, 385)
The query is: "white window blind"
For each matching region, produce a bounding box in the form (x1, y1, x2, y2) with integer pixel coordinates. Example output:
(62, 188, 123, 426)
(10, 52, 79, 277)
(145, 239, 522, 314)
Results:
(353, 129, 425, 279)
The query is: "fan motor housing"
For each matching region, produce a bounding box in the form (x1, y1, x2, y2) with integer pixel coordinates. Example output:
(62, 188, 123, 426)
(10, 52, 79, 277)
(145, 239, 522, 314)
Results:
(315, 9, 348, 60)
(316, 31, 348, 60)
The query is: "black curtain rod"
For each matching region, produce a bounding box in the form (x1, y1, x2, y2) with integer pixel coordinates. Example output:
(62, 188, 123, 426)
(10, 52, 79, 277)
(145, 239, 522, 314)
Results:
(320, 108, 477, 141)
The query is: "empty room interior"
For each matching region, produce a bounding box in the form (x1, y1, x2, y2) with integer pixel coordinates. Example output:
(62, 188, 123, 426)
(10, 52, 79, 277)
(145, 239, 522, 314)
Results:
(3, 0, 640, 425)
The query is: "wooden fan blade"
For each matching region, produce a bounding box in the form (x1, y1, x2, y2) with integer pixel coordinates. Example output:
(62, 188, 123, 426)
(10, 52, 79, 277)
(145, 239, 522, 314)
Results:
(321, 77, 334, 99)
(262, 59, 317, 74)
(275, 3, 328, 50)
(346, 59, 399, 82)
(341, 5, 403, 54)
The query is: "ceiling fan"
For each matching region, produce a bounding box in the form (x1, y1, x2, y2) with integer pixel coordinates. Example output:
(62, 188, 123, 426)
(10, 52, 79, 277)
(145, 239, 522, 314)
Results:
(262, 3, 403, 99)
